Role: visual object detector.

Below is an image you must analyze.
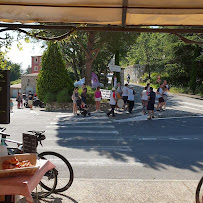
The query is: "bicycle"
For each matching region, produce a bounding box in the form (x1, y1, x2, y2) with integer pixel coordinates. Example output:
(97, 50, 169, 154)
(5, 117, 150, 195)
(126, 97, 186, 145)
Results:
(0, 128, 74, 198)
(196, 176, 203, 203)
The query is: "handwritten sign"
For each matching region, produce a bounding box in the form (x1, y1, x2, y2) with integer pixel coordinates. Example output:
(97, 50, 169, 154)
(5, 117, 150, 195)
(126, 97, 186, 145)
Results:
(109, 65, 121, 72)
(101, 89, 111, 99)
(23, 133, 37, 153)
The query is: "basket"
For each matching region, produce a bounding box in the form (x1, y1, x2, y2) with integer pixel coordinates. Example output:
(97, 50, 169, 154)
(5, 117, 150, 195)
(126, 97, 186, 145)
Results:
(0, 153, 39, 178)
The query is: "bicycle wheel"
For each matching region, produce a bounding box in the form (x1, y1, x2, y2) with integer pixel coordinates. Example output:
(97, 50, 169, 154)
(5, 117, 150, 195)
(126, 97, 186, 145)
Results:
(196, 176, 203, 203)
(38, 151, 74, 193)
(32, 168, 57, 199)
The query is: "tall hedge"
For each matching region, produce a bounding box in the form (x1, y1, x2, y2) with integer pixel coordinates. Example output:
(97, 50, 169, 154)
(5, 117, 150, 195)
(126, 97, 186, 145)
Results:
(37, 42, 73, 102)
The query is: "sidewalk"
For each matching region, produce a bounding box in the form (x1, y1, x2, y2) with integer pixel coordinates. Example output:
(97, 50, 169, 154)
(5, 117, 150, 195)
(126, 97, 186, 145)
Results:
(19, 179, 198, 203)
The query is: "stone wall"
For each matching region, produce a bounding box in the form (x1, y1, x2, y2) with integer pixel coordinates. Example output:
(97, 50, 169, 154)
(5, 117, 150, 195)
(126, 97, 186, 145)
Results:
(21, 73, 38, 94)
(124, 64, 146, 83)
(46, 102, 110, 111)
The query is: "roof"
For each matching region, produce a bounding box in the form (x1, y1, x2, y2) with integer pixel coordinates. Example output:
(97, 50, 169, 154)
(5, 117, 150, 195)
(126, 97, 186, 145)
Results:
(0, 0, 202, 26)
(10, 83, 21, 89)
(22, 73, 39, 77)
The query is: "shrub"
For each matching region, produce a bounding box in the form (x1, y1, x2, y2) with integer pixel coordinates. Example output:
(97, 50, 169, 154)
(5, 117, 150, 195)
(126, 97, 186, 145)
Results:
(37, 42, 73, 102)
(57, 88, 72, 103)
(44, 92, 56, 104)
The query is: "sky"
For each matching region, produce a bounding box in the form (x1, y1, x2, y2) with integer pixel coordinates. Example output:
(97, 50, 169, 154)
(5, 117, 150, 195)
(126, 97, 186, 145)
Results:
(1, 31, 46, 72)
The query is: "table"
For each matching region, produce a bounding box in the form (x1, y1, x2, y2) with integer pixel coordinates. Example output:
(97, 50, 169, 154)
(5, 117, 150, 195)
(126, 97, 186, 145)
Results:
(0, 159, 55, 203)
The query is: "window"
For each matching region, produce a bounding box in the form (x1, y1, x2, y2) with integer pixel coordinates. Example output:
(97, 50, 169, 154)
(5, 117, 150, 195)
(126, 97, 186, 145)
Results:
(34, 57, 38, 63)
(34, 66, 38, 71)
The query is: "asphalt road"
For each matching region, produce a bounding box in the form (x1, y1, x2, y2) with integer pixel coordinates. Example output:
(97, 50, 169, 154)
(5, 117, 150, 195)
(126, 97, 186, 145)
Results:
(1, 85, 203, 183)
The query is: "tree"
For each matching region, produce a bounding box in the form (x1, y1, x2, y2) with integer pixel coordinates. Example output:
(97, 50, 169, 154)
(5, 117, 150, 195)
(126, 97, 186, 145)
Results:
(7, 62, 22, 81)
(37, 42, 73, 102)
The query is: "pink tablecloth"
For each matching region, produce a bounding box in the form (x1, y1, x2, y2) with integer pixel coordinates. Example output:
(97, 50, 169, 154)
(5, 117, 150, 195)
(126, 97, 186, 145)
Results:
(0, 159, 55, 203)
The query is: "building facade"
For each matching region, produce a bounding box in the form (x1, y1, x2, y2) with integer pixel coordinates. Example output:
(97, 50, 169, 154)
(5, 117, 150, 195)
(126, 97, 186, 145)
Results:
(31, 56, 42, 73)
(21, 73, 38, 94)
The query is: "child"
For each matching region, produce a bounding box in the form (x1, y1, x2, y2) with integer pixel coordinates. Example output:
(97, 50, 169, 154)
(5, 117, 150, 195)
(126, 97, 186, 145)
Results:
(147, 87, 156, 120)
(10, 99, 13, 113)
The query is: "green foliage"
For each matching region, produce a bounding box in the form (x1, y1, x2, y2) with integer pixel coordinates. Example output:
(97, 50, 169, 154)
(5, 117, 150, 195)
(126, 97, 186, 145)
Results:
(78, 86, 95, 104)
(57, 88, 72, 103)
(37, 42, 74, 102)
(10, 79, 21, 85)
(44, 92, 56, 104)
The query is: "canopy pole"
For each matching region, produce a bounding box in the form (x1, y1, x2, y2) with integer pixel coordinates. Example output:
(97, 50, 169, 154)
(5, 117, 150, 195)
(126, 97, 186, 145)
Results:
(122, 0, 128, 27)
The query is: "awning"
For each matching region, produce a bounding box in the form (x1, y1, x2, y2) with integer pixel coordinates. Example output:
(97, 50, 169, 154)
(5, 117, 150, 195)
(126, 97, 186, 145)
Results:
(0, 0, 203, 26)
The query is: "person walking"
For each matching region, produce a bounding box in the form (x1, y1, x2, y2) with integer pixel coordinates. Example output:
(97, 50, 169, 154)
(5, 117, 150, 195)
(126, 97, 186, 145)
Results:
(107, 87, 117, 117)
(141, 86, 148, 114)
(122, 84, 128, 111)
(163, 80, 169, 110)
(28, 91, 34, 110)
(72, 87, 80, 115)
(156, 84, 164, 111)
(147, 87, 156, 120)
(16, 92, 22, 109)
(128, 86, 135, 113)
(94, 87, 102, 112)
(81, 83, 87, 103)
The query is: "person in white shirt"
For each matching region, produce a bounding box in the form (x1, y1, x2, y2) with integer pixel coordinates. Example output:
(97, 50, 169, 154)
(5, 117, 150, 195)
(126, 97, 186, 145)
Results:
(156, 84, 164, 111)
(128, 86, 135, 113)
(122, 83, 129, 110)
(141, 86, 148, 114)
(107, 87, 117, 117)
(163, 80, 169, 110)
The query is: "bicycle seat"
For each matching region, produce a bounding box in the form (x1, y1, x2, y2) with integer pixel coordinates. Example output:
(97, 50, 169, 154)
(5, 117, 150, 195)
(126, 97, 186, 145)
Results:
(27, 130, 45, 135)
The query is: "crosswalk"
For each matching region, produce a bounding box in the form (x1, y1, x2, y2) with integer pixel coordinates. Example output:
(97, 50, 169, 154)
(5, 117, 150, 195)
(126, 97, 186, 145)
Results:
(41, 113, 141, 169)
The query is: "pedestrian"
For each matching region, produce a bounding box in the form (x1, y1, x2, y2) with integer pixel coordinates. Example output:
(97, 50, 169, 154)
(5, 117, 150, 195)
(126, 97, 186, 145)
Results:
(116, 82, 122, 97)
(162, 80, 169, 110)
(28, 90, 34, 110)
(82, 83, 87, 103)
(20, 93, 23, 108)
(16, 92, 22, 109)
(146, 83, 150, 95)
(94, 87, 102, 112)
(141, 86, 148, 114)
(10, 99, 13, 113)
(127, 74, 130, 84)
(156, 84, 164, 111)
(122, 83, 128, 110)
(107, 87, 117, 117)
(72, 87, 80, 115)
(127, 86, 135, 113)
(147, 87, 156, 120)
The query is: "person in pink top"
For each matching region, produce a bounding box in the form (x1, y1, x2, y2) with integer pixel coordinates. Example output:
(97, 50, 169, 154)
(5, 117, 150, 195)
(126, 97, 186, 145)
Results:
(94, 87, 102, 112)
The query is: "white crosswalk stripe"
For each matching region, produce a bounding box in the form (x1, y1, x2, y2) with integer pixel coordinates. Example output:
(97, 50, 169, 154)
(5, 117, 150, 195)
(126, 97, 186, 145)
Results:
(45, 113, 133, 154)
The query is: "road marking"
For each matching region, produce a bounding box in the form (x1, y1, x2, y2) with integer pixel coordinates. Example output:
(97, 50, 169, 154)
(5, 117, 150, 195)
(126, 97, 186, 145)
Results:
(139, 138, 157, 140)
(46, 129, 119, 134)
(114, 115, 147, 123)
(50, 121, 112, 125)
(42, 146, 132, 151)
(45, 158, 143, 166)
(179, 105, 203, 112)
(46, 125, 115, 129)
(57, 116, 108, 121)
(181, 102, 203, 108)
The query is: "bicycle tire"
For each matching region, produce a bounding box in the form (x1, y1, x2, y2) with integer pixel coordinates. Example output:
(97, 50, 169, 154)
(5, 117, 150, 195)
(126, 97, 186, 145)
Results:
(38, 151, 74, 193)
(196, 176, 203, 203)
(32, 168, 57, 199)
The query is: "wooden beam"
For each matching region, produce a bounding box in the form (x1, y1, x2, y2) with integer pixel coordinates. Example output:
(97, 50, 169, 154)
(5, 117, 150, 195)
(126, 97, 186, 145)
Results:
(0, 23, 203, 34)
(122, 0, 128, 27)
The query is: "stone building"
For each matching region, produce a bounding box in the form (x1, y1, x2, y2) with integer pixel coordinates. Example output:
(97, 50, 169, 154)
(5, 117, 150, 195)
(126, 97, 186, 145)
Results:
(124, 64, 146, 83)
(21, 73, 38, 94)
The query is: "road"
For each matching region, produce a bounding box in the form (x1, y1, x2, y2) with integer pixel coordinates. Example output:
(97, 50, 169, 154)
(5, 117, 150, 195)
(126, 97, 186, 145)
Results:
(1, 85, 203, 202)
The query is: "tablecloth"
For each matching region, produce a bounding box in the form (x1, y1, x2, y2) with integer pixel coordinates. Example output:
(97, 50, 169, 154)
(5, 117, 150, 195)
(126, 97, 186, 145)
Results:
(0, 159, 55, 203)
